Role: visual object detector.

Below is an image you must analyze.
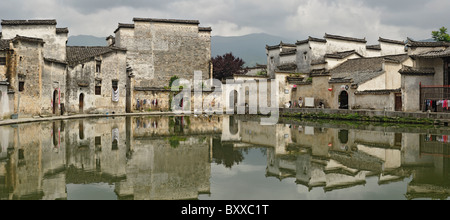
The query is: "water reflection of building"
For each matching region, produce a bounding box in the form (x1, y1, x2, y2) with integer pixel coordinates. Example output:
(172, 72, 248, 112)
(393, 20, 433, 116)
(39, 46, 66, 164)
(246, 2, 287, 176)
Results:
(0, 116, 220, 200)
(224, 116, 450, 199)
(1, 116, 450, 200)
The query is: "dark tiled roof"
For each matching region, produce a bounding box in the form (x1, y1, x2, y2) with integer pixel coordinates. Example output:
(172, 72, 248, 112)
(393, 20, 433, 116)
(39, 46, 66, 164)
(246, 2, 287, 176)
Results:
(287, 76, 305, 84)
(379, 37, 405, 45)
(280, 48, 297, 56)
(13, 35, 44, 43)
(324, 33, 367, 43)
(266, 41, 296, 50)
(366, 45, 381, 50)
(406, 38, 450, 47)
(66, 46, 126, 67)
(325, 50, 362, 59)
(399, 66, 435, 76)
(296, 36, 327, 45)
(56, 28, 69, 34)
(0, 39, 10, 50)
(329, 78, 353, 84)
(199, 27, 212, 32)
(44, 58, 67, 65)
(114, 23, 135, 33)
(311, 58, 327, 65)
(134, 87, 172, 92)
(411, 48, 450, 59)
(310, 68, 330, 77)
(133, 18, 200, 25)
(277, 63, 297, 71)
(355, 89, 401, 95)
(329, 54, 409, 85)
(1, 19, 57, 25)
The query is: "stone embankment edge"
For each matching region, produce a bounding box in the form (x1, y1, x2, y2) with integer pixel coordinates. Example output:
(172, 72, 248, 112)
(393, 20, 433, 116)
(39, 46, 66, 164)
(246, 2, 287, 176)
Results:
(280, 108, 450, 126)
(2, 108, 450, 127)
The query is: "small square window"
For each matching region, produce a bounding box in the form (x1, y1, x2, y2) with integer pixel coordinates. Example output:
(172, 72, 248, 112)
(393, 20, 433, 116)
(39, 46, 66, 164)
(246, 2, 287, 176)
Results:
(95, 136, 102, 146)
(19, 81, 25, 92)
(112, 80, 118, 92)
(95, 80, 102, 95)
(0, 57, 6, 65)
(95, 86, 101, 95)
(96, 61, 102, 73)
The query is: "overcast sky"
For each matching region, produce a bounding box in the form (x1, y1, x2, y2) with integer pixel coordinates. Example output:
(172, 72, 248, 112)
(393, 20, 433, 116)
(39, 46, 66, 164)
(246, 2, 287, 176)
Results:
(1, 0, 449, 44)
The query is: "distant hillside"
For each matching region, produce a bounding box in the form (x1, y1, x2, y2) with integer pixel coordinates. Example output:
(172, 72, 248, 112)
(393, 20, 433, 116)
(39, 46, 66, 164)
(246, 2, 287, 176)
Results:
(67, 35, 107, 46)
(212, 33, 295, 67)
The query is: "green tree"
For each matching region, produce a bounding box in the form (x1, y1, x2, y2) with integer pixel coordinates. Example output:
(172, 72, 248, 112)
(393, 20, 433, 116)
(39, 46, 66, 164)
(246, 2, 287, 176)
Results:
(432, 27, 450, 42)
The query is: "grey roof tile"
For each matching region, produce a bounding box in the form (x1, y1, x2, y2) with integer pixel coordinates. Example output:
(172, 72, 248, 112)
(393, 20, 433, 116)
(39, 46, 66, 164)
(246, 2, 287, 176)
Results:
(1, 19, 57, 25)
(66, 46, 126, 67)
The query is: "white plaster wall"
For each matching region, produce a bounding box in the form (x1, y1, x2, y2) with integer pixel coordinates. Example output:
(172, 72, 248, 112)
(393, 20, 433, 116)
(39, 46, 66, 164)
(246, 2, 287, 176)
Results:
(380, 42, 406, 56)
(309, 41, 328, 60)
(366, 49, 381, 58)
(0, 85, 11, 119)
(2, 25, 67, 61)
(295, 43, 311, 73)
(353, 93, 394, 111)
(326, 39, 367, 57)
(115, 28, 135, 49)
(276, 73, 291, 106)
(384, 62, 403, 90)
(326, 54, 362, 70)
(280, 54, 296, 64)
(415, 58, 444, 85)
(267, 49, 281, 77)
(358, 73, 387, 91)
(402, 75, 434, 112)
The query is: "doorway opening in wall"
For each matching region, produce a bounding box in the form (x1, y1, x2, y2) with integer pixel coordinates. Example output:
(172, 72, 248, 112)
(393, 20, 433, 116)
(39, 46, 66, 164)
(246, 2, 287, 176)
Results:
(395, 93, 402, 112)
(339, 91, 349, 109)
(229, 90, 239, 114)
(338, 130, 349, 144)
(79, 93, 84, 114)
(53, 90, 58, 114)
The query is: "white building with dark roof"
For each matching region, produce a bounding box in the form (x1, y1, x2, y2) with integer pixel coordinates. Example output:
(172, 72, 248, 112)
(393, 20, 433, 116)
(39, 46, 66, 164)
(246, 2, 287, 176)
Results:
(266, 33, 409, 110)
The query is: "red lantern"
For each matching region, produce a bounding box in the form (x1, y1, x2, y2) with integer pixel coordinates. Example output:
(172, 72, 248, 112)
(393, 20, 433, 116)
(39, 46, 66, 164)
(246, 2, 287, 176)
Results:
(328, 88, 333, 91)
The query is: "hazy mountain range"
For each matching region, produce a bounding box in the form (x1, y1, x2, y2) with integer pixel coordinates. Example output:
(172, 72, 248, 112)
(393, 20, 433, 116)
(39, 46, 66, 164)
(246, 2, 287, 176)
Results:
(68, 33, 433, 67)
(68, 33, 295, 67)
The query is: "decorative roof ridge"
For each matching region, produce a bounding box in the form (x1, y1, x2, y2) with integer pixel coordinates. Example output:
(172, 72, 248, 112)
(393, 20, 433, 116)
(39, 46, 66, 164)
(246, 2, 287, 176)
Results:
(366, 44, 381, 50)
(266, 41, 296, 50)
(56, 27, 69, 34)
(13, 35, 45, 43)
(133, 18, 200, 25)
(325, 50, 362, 59)
(114, 23, 135, 33)
(379, 37, 405, 45)
(399, 65, 435, 75)
(199, 27, 212, 32)
(296, 36, 327, 45)
(44, 57, 68, 65)
(355, 89, 401, 95)
(324, 33, 367, 43)
(406, 38, 450, 47)
(1, 19, 57, 26)
(280, 48, 297, 56)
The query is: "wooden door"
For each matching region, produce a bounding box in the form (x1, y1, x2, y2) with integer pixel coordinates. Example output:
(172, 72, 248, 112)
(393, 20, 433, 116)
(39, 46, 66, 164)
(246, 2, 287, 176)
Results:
(395, 93, 402, 112)
(79, 93, 84, 113)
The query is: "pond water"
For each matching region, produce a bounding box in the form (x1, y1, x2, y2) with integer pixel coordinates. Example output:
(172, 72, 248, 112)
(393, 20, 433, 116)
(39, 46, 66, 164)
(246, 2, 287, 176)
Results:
(0, 115, 449, 200)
